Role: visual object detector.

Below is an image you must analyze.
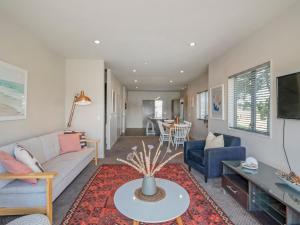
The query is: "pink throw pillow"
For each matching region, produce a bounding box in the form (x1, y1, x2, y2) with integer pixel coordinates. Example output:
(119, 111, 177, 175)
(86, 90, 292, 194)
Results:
(59, 133, 82, 154)
(0, 151, 37, 184)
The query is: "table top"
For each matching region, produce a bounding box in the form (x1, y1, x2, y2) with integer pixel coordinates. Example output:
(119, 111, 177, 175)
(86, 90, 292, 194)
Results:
(223, 160, 300, 213)
(114, 178, 190, 223)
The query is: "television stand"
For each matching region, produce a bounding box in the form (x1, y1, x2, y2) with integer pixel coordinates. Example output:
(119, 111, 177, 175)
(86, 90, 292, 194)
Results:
(222, 161, 300, 225)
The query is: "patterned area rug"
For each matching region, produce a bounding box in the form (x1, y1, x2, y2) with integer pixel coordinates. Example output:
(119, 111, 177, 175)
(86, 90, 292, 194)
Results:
(62, 164, 234, 225)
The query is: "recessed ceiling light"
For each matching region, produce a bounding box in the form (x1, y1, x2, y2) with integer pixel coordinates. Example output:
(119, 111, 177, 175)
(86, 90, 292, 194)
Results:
(94, 40, 101, 44)
(180, 70, 184, 74)
(134, 80, 138, 83)
(133, 69, 137, 73)
(169, 80, 173, 83)
(135, 86, 138, 89)
(189, 42, 196, 47)
(144, 62, 148, 65)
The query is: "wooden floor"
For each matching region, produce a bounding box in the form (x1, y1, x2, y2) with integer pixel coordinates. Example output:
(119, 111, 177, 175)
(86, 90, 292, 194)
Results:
(123, 128, 146, 136)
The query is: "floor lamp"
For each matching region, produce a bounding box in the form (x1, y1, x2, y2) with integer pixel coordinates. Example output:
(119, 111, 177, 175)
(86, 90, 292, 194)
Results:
(67, 90, 92, 128)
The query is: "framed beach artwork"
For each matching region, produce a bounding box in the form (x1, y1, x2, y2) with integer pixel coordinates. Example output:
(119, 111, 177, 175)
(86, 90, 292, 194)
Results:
(0, 60, 27, 121)
(210, 84, 224, 120)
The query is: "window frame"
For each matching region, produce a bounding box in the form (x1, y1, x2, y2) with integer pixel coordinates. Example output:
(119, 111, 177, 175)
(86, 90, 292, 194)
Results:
(196, 90, 209, 120)
(228, 62, 272, 136)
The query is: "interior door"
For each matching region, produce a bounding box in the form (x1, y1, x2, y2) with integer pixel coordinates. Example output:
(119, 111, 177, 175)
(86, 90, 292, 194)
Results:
(142, 100, 155, 128)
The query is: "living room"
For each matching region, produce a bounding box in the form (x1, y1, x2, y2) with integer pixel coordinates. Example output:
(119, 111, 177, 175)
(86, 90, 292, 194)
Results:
(1, 1, 300, 225)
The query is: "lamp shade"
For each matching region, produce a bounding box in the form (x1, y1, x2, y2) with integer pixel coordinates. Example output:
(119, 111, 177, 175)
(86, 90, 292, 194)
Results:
(75, 91, 92, 105)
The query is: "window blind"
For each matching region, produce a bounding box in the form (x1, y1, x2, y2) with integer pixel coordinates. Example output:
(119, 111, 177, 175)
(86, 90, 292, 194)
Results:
(197, 91, 208, 120)
(228, 62, 271, 135)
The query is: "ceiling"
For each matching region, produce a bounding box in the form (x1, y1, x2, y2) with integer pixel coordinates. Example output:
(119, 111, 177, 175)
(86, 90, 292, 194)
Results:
(0, 0, 297, 91)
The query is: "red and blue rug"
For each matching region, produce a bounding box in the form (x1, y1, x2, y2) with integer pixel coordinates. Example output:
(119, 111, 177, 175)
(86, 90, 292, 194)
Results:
(62, 164, 233, 225)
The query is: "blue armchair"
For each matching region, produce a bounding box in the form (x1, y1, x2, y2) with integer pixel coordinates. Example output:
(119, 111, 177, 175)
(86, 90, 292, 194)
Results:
(184, 133, 246, 182)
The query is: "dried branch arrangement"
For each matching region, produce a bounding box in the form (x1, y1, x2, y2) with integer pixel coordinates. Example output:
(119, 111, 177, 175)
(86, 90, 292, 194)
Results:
(277, 170, 300, 186)
(117, 141, 182, 176)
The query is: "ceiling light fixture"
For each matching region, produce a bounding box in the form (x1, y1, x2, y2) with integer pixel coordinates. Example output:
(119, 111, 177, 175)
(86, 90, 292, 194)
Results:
(189, 42, 196, 47)
(180, 70, 184, 74)
(134, 80, 138, 83)
(144, 62, 148, 65)
(94, 40, 101, 44)
(133, 69, 137, 73)
(135, 86, 138, 89)
(169, 80, 173, 83)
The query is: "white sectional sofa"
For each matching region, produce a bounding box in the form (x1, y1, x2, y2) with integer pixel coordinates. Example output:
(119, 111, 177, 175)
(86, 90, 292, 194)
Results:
(0, 131, 99, 223)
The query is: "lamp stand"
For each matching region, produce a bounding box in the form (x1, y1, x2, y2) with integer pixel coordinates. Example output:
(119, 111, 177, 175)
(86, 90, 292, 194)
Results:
(67, 95, 77, 128)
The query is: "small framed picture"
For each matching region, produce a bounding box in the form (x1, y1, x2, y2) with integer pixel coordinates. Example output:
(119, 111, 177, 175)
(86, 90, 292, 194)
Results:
(210, 84, 224, 120)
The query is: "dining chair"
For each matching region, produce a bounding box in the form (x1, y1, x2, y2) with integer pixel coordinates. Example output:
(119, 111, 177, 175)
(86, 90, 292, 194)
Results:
(184, 121, 192, 140)
(172, 124, 189, 149)
(158, 121, 170, 144)
(146, 119, 156, 136)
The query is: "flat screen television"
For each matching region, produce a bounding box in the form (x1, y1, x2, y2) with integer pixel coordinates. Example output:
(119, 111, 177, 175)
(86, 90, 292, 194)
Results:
(277, 72, 300, 119)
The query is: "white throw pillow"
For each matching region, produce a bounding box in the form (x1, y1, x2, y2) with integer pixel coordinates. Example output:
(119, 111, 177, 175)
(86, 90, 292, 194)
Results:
(14, 145, 45, 172)
(204, 132, 224, 150)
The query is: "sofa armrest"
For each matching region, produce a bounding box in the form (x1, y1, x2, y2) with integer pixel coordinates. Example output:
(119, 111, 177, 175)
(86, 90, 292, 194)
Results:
(204, 146, 246, 178)
(86, 139, 100, 165)
(0, 171, 57, 224)
(184, 140, 205, 163)
(0, 172, 57, 180)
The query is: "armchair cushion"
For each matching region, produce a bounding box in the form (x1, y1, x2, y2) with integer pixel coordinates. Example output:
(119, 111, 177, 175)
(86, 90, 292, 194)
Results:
(204, 132, 224, 150)
(188, 150, 205, 166)
(184, 140, 205, 163)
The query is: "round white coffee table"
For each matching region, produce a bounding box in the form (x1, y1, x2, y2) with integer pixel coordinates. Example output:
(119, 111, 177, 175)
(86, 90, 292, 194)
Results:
(114, 178, 190, 225)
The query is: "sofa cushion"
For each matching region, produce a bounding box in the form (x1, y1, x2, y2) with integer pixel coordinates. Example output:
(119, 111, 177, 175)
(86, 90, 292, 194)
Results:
(0, 143, 15, 189)
(18, 137, 46, 163)
(0, 151, 37, 184)
(64, 130, 87, 148)
(14, 145, 45, 173)
(188, 149, 205, 166)
(58, 133, 82, 154)
(39, 132, 62, 161)
(0, 147, 95, 205)
(43, 147, 95, 199)
(0, 191, 46, 208)
(0, 179, 45, 194)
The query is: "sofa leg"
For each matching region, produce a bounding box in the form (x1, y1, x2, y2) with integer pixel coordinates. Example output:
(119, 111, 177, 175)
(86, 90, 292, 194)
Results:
(188, 166, 191, 172)
(204, 176, 208, 183)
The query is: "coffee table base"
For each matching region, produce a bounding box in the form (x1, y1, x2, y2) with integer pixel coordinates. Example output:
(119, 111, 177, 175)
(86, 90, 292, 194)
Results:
(133, 216, 183, 225)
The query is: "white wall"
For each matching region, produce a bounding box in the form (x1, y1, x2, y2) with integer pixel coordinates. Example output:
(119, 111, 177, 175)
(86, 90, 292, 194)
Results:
(182, 74, 208, 139)
(208, 3, 300, 174)
(106, 69, 124, 149)
(0, 13, 65, 146)
(126, 91, 180, 128)
(65, 59, 105, 158)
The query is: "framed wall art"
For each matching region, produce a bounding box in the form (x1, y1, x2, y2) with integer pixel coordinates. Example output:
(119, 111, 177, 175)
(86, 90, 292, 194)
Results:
(0, 60, 27, 121)
(210, 84, 224, 120)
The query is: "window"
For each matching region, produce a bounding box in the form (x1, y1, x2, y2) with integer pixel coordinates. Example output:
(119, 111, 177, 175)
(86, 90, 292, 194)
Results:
(154, 100, 163, 118)
(196, 91, 208, 120)
(228, 62, 271, 135)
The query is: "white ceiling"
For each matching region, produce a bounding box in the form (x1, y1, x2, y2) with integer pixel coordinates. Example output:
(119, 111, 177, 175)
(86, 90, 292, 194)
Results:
(0, 0, 297, 91)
